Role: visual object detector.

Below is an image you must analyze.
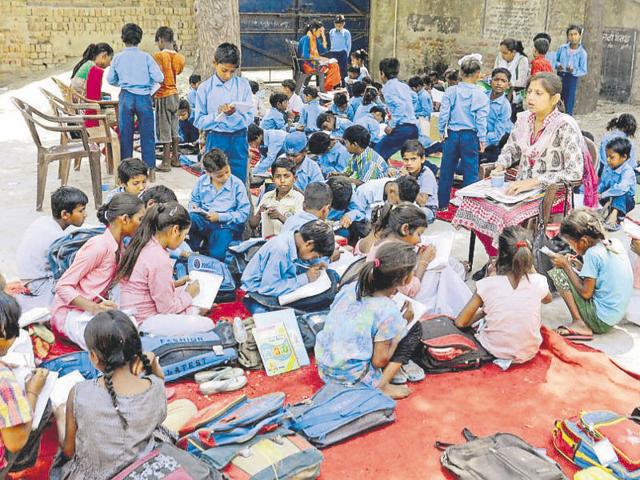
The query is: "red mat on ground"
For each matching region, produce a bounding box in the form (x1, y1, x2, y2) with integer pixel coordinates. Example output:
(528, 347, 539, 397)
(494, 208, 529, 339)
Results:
(12, 326, 640, 479)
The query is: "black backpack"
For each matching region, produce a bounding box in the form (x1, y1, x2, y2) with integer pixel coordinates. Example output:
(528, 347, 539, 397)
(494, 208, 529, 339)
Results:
(415, 316, 494, 373)
(437, 428, 567, 480)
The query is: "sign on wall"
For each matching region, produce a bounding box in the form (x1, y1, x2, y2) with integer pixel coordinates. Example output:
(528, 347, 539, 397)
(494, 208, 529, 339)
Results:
(481, 0, 548, 42)
(600, 28, 636, 103)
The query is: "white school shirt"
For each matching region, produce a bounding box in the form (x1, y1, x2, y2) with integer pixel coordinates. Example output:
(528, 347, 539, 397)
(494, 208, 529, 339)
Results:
(287, 93, 304, 115)
(257, 189, 305, 237)
(17, 216, 66, 280)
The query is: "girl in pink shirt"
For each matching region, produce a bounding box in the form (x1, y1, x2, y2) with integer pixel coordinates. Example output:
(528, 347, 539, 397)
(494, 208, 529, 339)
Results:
(52, 193, 145, 349)
(456, 226, 552, 364)
(117, 202, 212, 336)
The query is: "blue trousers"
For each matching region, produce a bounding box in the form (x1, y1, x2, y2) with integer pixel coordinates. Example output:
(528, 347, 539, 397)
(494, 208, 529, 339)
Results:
(329, 50, 349, 85)
(438, 129, 479, 208)
(188, 212, 242, 261)
(374, 123, 419, 160)
(560, 72, 579, 115)
(610, 192, 635, 216)
(205, 129, 249, 184)
(119, 90, 156, 169)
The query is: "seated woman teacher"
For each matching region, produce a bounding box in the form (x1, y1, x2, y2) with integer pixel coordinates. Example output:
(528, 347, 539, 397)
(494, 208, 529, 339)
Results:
(298, 20, 341, 92)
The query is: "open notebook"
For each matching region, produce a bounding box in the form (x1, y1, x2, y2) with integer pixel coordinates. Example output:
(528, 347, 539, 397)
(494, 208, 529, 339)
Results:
(278, 270, 332, 306)
(420, 231, 454, 271)
(623, 219, 640, 239)
(189, 271, 223, 310)
(393, 293, 428, 333)
(455, 179, 542, 205)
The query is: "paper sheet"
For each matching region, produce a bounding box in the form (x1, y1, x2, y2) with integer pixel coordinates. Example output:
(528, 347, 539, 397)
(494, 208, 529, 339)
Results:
(430, 88, 444, 103)
(420, 231, 454, 271)
(189, 271, 224, 309)
(50, 370, 85, 408)
(393, 293, 427, 332)
(254, 309, 310, 367)
(19, 307, 51, 328)
(31, 371, 58, 430)
(623, 219, 640, 239)
(214, 101, 254, 121)
(228, 238, 265, 254)
(278, 270, 331, 305)
(328, 251, 363, 278)
(455, 179, 542, 205)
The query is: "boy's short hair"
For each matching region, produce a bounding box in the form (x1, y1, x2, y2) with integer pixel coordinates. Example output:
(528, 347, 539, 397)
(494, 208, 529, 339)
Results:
(302, 85, 319, 98)
(269, 92, 288, 107)
(327, 176, 353, 211)
(178, 99, 190, 112)
(369, 105, 386, 118)
(118, 157, 149, 184)
(362, 77, 373, 85)
(351, 81, 366, 97)
(408, 76, 424, 89)
(533, 32, 552, 43)
(299, 220, 335, 258)
(0, 292, 21, 340)
(334, 14, 345, 24)
(422, 75, 434, 88)
(308, 132, 332, 155)
(249, 80, 259, 95)
(460, 58, 482, 77)
(444, 69, 459, 82)
(401, 139, 425, 157)
(347, 66, 361, 75)
(534, 38, 550, 55)
(281, 79, 296, 92)
(316, 112, 334, 130)
(379, 58, 400, 79)
(140, 185, 177, 205)
(333, 92, 348, 107)
(396, 176, 420, 203)
(606, 137, 632, 158)
(121, 23, 143, 46)
(155, 26, 174, 43)
(189, 74, 201, 85)
(51, 186, 88, 218)
(303, 182, 332, 210)
(248, 124, 263, 143)
(214, 42, 240, 66)
(491, 67, 512, 81)
(343, 125, 371, 148)
(271, 156, 297, 176)
(202, 148, 229, 172)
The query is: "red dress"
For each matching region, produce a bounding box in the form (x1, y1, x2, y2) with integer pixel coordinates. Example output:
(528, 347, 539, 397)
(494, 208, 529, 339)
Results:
(84, 65, 104, 128)
(530, 55, 553, 76)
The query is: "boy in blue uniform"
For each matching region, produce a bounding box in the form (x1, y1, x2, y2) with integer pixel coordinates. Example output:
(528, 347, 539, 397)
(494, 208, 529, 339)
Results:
(282, 182, 333, 233)
(355, 105, 386, 145)
(249, 125, 288, 177)
(329, 15, 352, 84)
(330, 92, 352, 119)
(409, 75, 433, 148)
(194, 43, 255, 184)
(283, 132, 324, 191)
(308, 132, 351, 177)
(186, 74, 201, 120)
(482, 68, 513, 163)
(188, 148, 250, 260)
(177, 99, 199, 144)
(107, 23, 164, 174)
(299, 86, 323, 133)
(347, 81, 366, 121)
(373, 58, 419, 160)
(555, 25, 588, 115)
(317, 112, 352, 139)
(260, 93, 288, 131)
(599, 138, 636, 231)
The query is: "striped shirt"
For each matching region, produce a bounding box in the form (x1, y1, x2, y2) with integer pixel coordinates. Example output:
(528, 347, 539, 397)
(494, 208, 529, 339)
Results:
(0, 364, 32, 469)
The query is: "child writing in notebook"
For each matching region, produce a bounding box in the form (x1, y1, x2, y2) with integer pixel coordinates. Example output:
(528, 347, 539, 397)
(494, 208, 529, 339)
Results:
(52, 193, 145, 350)
(281, 182, 333, 233)
(105, 157, 149, 202)
(356, 105, 386, 145)
(54, 310, 167, 480)
(308, 131, 351, 177)
(549, 209, 633, 338)
(117, 202, 212, 336)
(455, 226, 552, 364)
(188, 148, 250, 260)
(316, 241, 422, 399)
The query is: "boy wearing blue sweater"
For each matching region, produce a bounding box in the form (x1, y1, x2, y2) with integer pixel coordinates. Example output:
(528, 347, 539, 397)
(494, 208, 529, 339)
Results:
(188, 148, 250, 260)
(599, 138, 636, 231)
(107, 23, 164, 174)
(483, 68, 513, 163)
(260, 93, 288, 131)
(308, 132, 351, 178)
(299, 86, 323, 133)
(437, 56, 489, 209)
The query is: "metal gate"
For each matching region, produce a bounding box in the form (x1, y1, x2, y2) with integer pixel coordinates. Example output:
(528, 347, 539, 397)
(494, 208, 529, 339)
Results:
(239, 0, 370, 70)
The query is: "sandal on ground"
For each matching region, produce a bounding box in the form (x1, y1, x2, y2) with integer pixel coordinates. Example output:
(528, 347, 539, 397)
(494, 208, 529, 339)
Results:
(555, 325, 593, 342)
(391, 369, 408, 385)
(194, 366, 244, 384)
(402, 360, 426, 383)
(199, 375, 248, 395)
(604, 222, 621, 232)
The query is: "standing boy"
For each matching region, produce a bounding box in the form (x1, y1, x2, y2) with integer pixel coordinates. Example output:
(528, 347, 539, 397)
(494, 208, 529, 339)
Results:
(107, 23, 164, 177)
(329, 15, 352, 85)
(194, 43, 255, 184)
(483, 68, 513, 163)
(153, 26, 186, 171)
(374, 58, 419, 160)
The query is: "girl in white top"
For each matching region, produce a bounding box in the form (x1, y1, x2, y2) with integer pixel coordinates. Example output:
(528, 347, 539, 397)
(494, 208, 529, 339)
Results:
(494, 38, 530, 89)
(456, 226, 552, 364)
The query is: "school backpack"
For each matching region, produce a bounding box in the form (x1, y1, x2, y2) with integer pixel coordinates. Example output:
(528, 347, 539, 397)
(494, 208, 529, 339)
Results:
(200, 427, 323, 480)
(179, 392, 286, 455)
(438, 428, 567, 480)
(41, 351, 100, 379)
(225, 239, 267, 286)
(236, 317, 263, 370)
(296, 311, 329, 349)
(141, 331, 237, 382)
(285, 383, 396, 449)
(416, 316, 494, 373)
(552, 410, 640, 479)
(187, 254, 236, 303)
(47, 226, 106, 280)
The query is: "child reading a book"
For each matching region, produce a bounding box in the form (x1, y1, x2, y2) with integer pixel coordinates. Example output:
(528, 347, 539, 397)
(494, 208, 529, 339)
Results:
(106, 157, 149, 202)
(315, 241, 422, 399)
(249, 158, 304, 237)
(455, 226, 552, 364)
(281, 182, 333, 233)
(308, 131, 351, 177)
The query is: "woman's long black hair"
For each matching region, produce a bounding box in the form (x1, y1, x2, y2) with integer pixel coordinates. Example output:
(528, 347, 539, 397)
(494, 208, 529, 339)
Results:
(72, 43, 113, 78)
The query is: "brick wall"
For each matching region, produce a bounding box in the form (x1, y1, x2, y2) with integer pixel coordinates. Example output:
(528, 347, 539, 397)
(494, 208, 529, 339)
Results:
(0, 0, 196, 81)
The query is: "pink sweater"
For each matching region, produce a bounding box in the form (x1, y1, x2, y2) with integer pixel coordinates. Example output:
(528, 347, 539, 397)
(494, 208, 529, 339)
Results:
(119, 237, 192, 323)
(366, 239, 421, 298)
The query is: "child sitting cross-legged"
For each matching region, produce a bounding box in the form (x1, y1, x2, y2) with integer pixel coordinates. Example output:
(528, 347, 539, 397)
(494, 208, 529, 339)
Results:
(177, 99, 199, 145)
(281, 182, 333, 233)
(308, 131, 351, 178)
(188, 148, 250, 260)
(106, 157, 149, 202)
(53, 310, 168, 480)
(249, 158, 304, 237)
(118, 202, 213, 336)
(339, 125, 388, 186)
(455, 226, 552, 365)
(315, 241, 422, 399)
(260, 93, 289, 131)
(599, 137, 636, 231)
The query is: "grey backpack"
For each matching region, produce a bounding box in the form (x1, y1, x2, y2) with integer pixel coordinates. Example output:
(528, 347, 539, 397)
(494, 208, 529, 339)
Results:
(438, 428, 567, 480)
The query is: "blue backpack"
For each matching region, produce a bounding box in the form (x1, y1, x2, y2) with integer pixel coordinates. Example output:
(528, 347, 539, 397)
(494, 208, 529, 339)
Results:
(141, 331, 237, 382)
(47, 226, 106, 280)
(41, 351, 99, 379)
(285, 383, 396, 448)
(174, 255, 237, 303)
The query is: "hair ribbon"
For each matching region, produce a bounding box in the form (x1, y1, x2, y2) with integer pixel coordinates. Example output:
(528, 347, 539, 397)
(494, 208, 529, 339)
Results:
(373, 258, 381, 268)
(515, 241, 529, 250)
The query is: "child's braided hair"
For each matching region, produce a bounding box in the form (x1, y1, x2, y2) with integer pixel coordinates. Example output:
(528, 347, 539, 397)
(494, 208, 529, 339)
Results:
(84, 310, 152, 430)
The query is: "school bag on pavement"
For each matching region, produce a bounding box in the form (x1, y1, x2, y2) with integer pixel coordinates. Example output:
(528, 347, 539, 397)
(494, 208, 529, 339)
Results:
(179, 392, 286, 455)
(437, 428, 567, 480)
(285, 383, 396, 449)
(552, 410, 640, 479)
(47, 226, 106, 280)
(416, 316, 494, 373)
(141, 331, 237, 382)
(200, 427, 323, 480)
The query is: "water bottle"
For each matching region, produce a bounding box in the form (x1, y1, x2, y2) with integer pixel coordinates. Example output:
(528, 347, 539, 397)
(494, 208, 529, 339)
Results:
(233, 316, 247, 344)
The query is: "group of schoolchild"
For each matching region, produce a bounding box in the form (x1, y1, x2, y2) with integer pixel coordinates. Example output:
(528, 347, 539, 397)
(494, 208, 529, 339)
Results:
(0, 19, 638, 479)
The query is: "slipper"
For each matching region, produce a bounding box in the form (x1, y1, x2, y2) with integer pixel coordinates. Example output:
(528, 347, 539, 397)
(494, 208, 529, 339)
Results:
(391, 369, 407, 385)
(194, 366, 244, 384)
(555, 326, 593, 342)
(199, 375, 248, 395)
(401, 360, 426, 383)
